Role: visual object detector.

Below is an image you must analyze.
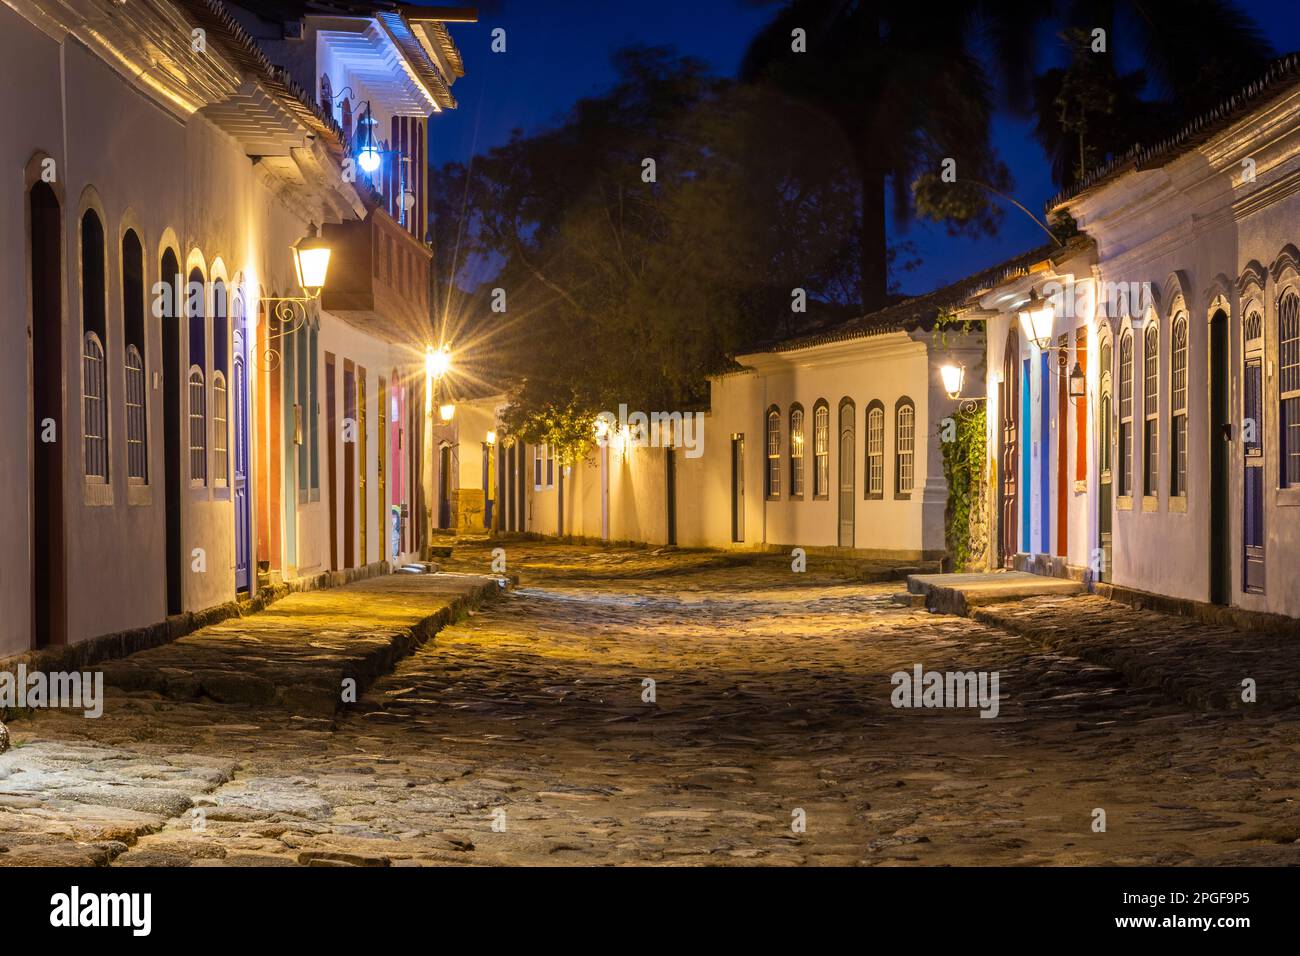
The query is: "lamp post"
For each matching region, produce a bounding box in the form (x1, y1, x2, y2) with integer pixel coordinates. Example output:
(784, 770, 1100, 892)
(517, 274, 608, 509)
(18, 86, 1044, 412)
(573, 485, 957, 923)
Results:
(258, 224, 333, 368)
(940, 362, 987, 413)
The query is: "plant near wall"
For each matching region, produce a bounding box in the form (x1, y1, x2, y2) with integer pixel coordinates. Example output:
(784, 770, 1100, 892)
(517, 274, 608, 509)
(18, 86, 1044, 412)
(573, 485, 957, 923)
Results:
(941, 403, 988, 571)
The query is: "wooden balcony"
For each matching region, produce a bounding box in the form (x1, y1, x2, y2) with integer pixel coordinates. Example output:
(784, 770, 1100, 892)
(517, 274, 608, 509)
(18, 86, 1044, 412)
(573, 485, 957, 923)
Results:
(322, 209, 431, 343)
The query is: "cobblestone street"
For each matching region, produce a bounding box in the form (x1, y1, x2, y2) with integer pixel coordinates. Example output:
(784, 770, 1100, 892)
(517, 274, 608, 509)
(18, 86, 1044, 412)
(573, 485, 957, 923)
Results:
(3, 541, 1298, 866)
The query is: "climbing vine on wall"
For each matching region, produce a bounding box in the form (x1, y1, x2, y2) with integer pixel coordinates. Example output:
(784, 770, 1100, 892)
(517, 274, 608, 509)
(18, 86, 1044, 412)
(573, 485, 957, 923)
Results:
(941, 403, 988, 571)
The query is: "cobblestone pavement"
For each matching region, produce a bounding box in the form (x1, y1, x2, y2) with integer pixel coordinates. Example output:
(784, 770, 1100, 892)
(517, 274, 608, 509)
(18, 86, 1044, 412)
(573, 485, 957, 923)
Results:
(4, 542, 1299, 866)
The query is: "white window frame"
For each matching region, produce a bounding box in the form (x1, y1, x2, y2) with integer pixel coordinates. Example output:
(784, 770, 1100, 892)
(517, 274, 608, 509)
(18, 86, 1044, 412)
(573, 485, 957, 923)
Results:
(189, 366, 207, 487)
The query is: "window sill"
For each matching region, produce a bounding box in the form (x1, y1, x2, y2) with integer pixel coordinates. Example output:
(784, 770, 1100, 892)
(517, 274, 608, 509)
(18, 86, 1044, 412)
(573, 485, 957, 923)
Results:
(83, 480, 113, 507)
(865, 492, 883, 501)
(1276, 487, 1300, 508)
(894, 492, 912, 501)
(1117, 495, 1133, 511)
(765, 495, 780, 502)
(128, 484, 151, 507)
(813, 494, 829, 501)
(1142, 495, 1159, 512)
(1169, 495, 1187, 513)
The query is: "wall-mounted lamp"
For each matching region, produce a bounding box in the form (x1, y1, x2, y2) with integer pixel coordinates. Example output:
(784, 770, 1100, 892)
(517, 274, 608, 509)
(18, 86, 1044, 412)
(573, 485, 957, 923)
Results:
(1018, 290, 1055, 351)
(439, 403, 456, 423)
(1069, 361, 1086, 399)
(485, 430, 497, 445)
(940, 363, 965, 400)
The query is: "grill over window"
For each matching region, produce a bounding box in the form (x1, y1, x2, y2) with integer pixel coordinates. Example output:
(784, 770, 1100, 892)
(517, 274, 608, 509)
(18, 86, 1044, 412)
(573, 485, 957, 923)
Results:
(1119, 332, 1133, 496)
(867, 405, 884, 496)
(765, 409, 780, 497)
(212, 371, 229, 486)
(1171, 318, 1188, 497)
(813, 403, 829, 496)
(189, 367, 207, 485)
(789, 407, 804, 497)
(1281, 293, 1300, 487)
(83, 332, 108, 481)
(126, 344, 147, 482)
(896, 401, 914, 494)
(1143, 326, 1158, 497)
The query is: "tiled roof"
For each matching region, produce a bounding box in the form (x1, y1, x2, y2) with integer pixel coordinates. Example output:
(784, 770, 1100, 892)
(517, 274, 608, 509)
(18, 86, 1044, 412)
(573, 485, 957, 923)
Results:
(748, 242, 1062, 356)
(178, 0, 350, 163)
(1049, 52, 1300, 211)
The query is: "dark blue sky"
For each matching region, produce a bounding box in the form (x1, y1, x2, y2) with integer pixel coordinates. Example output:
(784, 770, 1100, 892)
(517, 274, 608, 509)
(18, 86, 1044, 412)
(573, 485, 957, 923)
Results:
(431, 0, 1300, 298)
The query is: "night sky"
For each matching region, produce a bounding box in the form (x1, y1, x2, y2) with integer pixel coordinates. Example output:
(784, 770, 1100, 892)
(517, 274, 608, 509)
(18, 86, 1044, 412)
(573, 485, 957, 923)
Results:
(429, 0, 1300, 299)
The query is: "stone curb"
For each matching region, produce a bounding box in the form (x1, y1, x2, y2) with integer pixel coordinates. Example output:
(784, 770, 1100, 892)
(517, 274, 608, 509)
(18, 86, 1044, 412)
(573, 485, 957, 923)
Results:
(0, 560, 394, 703)
(970, 601, 1299, 713)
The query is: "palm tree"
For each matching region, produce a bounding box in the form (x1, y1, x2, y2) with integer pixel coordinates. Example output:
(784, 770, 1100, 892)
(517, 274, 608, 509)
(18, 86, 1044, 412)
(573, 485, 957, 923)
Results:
(1035, 3, 1271, 193)
(742, 0, 1273, 311)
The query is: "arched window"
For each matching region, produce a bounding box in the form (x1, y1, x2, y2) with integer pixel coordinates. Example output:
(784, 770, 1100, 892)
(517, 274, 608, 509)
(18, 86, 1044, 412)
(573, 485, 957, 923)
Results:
(1245, 307, 1265, 591)
(812, 400, 829, 498)
(1143, 325, 1159, 497)
(126, 345, 146, 482)
(212, 371, 229, 486)
(122, 229, 147, 482)
(1118, 331, 1134, 496)
(1170, 317, 1188, 498)
(83, 332, 108, 481)
(188, 267, 207, 486)
(865, 400, 884, 499)
(1281, 292, 1300, 487)
(789, 404, 805, 498)
(81, 208, 108, 481)
(213, 278, 229, 488)
(895, 397, 915, 496)
(765, 406, 781, 498)
(1099, 337, 1113, 479)
(189, 366, 207, 485)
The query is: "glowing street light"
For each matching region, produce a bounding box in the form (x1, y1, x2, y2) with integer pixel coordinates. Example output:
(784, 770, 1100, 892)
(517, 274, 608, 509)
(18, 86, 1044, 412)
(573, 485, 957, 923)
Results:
(426, 343, 451, 380)
(940, 363, 965, 400)
(485, 430, 497, 445)
(291, 225, 332, 297)
(1018, 290, 1055, 351)
(439, 403, 455, 422)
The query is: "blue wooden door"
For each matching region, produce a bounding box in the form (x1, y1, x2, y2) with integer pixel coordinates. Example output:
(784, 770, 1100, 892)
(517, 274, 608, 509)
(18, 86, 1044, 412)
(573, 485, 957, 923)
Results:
(233, 323, 251, 592)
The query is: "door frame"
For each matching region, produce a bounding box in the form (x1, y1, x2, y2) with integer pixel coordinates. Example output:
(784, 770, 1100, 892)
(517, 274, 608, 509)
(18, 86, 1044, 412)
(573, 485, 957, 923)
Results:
(1209, 308, 1231, 604)
(28, 176, 68, 646)
(730, 434, 745, 542)
(998, 328, 1020, 567)
(232, 295, 251, 592)
(837, 397, 855, 547)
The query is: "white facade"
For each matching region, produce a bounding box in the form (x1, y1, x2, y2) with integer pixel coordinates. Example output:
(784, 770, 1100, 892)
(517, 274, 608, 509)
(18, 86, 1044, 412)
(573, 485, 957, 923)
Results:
(977, 65, 1300, 618)
(1, 1, 466, 657)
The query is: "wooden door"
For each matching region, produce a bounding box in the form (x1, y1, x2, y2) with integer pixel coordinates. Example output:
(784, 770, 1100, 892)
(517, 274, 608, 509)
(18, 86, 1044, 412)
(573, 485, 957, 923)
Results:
(999, 329, 1020, 566)
(838, 400, 855, 547)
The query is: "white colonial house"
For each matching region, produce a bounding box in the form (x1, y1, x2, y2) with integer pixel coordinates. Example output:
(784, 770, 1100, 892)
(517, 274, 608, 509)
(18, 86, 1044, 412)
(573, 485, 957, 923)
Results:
(973, 53, 1300, 620)
(0, 0, 472, 658)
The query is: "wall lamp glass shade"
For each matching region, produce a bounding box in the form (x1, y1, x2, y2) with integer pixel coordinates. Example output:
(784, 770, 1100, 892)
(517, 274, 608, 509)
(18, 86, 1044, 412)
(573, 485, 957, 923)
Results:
(426, 344, 451, 379)
(940, 363, 965, 400)
(358, 144, 382, 173)
(485, 430, 497, 445)
(1018, 300, 1055, 351)
(291, 231, 332, 296)
(1069, 361, 1086, 398)
(438, 403, 456, 422)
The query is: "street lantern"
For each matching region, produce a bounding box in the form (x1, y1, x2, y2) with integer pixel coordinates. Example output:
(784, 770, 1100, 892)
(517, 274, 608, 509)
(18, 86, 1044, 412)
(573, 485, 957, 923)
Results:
(486, 430, 497, 445)
(426, 343, 451, 379)
(1069, 361, 1086, 399)
(940, 363, 965, 400)
(291, 225, 332, 297)
(439, 403, 455, 422)
(1018, 290, 1055, 351)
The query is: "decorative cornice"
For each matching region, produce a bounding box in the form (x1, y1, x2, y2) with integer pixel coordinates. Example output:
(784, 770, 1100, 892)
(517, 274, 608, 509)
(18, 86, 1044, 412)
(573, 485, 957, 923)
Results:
(1050, 52, 1300, 212)
(1236, 260, 1268, 297)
